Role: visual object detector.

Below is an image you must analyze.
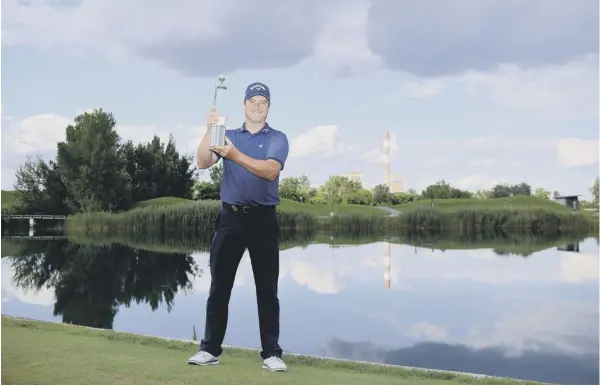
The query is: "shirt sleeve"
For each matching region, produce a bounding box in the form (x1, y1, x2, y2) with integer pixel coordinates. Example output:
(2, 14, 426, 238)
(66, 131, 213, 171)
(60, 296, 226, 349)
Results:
(266, 133, 289, 170)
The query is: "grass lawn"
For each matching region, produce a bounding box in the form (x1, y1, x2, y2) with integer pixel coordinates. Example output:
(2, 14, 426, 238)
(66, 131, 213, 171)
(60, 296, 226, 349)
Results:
(278, 198, 388, 217)
(134, 196, 389, 217)
(394, 195, 584, 214)
(1, 316, 537, 385)
(1, 190, 21, 213)
(133, 196, 197, 208)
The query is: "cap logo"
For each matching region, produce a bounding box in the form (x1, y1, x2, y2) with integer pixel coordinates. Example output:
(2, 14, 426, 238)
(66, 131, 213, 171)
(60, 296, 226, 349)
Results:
(250, 84, 266, 91)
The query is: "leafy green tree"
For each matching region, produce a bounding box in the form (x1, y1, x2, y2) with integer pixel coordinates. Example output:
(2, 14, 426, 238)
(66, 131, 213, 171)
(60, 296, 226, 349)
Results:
(591, 177, 599, 205)
(372, 184, 392, 205)
(474, 189, 491, 199)
(209, 163, 223, 186)
(193, 163, 222, 201)
(279, 175, 316, 202)
(319, 175, 362, 204)
(13, 156, 70, 215)
(56, 109, 131, 212)
(510, 182, 532, 196)
(491, 183, 512, 198)
(123, 135, 195, 203)
(392, 191, 421, 204)
(534, 188, 550, 199)
(422, 180, 472, 199)
(347, 188, 372, 205)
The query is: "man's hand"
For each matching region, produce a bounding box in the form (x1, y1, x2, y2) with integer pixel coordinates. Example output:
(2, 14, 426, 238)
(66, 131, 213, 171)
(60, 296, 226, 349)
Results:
(210, 137, 240, 161)
(206, 106, 225, 127)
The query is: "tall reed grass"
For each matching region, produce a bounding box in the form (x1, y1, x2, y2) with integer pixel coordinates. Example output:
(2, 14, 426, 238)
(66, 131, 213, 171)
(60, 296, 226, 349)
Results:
(66, 200, 317, 237)
(320, 208, 598, 235)
(66, 201, 598, 238)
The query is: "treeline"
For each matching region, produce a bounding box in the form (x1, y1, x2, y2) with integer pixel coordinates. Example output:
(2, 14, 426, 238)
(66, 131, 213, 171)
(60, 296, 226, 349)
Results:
(193, 165, 600, 208)
(11, 109, 196, 215)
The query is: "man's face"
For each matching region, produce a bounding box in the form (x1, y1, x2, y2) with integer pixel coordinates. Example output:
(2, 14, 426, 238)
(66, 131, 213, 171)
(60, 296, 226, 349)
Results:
(244, 96, 269, 123)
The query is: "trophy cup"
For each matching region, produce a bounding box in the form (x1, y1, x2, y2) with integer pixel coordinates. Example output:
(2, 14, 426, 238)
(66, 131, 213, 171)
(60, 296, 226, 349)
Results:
(210, 75, 228, 147)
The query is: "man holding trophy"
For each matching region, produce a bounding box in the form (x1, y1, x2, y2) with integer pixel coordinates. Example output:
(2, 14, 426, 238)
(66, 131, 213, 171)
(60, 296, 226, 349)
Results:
(188, 78, 290, 372)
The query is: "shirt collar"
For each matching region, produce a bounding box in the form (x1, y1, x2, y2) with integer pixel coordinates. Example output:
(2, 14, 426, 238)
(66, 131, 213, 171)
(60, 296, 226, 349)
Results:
(241, 122, 270, 134)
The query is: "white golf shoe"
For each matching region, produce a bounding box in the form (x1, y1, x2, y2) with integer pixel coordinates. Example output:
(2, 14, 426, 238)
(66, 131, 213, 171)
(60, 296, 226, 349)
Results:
(188, 350, 219, 366)
(262, 356, 287, 372)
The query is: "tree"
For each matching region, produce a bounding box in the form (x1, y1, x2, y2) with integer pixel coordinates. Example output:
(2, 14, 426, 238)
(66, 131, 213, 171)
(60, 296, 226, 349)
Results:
(490, 183, 512, 198)
(209, 163, 223, 186)
(591, 177, 599, 205)
(372, 184, 392, 205)
(319, 175, 362, 204)
(392, 191, 421, 204)
(123, 134, 196, 203)
(510, 182, 532, 196)
(474, 189, 491, 199)
(193, 163, 222, 200)
(534, 188, 550, 199)
(279, 175, 315, 202)
(56, 109, 131, 212)
(422, 180, 472, 199)
(13, 156, 70, 215)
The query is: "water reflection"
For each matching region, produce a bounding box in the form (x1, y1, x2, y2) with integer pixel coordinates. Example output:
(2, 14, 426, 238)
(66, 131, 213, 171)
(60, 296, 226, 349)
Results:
(3, 239, 199, 329)
(1, 233, 598, 384)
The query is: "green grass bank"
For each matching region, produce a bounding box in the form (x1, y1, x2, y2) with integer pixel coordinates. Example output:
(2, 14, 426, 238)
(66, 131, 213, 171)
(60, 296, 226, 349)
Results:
(1, 316, 538, 385)
(394, 195, 596, 215)
(66, 196, 598, 236)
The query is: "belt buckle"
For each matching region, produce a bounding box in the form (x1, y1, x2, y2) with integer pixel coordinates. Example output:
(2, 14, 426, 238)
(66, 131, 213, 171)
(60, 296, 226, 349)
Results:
(242, 206, 249, 214)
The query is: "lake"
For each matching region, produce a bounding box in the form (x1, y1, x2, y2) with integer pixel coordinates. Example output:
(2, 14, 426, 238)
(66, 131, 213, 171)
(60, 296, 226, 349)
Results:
(1, 234, 598, 384)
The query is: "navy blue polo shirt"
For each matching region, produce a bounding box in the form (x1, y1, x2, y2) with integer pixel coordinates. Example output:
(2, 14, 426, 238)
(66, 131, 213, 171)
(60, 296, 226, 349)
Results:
(218, 122, 289, 206)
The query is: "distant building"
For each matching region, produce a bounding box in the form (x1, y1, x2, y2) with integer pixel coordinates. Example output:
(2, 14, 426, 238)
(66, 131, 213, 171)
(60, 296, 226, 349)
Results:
(553, 195, 581, 210)
(345, 172, 363, 185)
(389, 172, 404, 193)
(557, 244, 580, 253)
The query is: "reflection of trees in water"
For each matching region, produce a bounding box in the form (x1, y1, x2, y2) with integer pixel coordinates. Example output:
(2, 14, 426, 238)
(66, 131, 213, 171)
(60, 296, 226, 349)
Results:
(325, 338, 599, 385)
(6, 240, 199, 330)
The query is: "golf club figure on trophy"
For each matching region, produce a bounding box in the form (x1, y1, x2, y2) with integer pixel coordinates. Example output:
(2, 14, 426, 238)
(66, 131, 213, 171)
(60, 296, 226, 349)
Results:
(210, 75, 228, 148)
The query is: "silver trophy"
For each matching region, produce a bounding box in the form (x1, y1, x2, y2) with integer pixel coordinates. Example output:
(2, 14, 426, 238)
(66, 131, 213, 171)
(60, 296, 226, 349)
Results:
(210, 75, 228, 147)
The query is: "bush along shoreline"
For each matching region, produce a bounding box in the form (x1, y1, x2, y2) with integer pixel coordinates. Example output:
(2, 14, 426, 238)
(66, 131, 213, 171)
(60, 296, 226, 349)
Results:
(65, 200, 598, 236)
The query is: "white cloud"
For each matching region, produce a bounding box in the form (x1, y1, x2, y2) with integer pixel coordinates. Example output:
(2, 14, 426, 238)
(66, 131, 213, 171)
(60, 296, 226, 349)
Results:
(1, 110, 189, 189)
(1, 0, 228, 53)
(463, 302, 598, 356)
(459, 54, 599, 121)
(1, 111, 173, 155)
(289, 125, 350, 158)
(301, 0, 383, 76)
(426, 157, 450, 167)
(454, 175, 507, 191)
(1, 259, 55, 306)
(361, 132, 398, 163)
(555, 138, 599, 167)
(468, 158, 495, 168)
(379, 55, 598, 122)
(2, 113, 72, 154)
(402, 78, 447, 99)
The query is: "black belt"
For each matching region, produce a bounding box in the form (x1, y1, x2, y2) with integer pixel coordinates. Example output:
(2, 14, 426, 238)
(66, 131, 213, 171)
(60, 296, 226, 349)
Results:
(222, 203, 275, 214)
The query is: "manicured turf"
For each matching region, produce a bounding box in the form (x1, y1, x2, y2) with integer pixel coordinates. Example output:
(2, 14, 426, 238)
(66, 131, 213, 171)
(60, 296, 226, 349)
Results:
(394, 195, 577, 213)
(132, 196, 197, 208)
(1, 190, 20, 212)
(1, 316, 538, 385)
(133, 196, 389, 217)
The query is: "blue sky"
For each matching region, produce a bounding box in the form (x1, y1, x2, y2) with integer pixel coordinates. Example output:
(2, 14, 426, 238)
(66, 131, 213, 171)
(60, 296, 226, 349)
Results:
(1, 0, 598, 197)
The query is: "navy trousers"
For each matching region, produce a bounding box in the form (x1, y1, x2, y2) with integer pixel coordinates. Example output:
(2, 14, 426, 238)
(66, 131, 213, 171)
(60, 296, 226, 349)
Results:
(200, 204, 282, 359)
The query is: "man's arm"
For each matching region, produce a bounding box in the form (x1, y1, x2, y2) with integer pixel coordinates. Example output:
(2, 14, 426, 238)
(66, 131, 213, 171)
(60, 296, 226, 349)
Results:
(233, 133, 289, 182)
(196, 127, 220, 169)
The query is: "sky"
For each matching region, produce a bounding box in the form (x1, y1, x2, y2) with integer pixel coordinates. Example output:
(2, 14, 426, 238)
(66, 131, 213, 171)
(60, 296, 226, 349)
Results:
(1, 0, 599, 198)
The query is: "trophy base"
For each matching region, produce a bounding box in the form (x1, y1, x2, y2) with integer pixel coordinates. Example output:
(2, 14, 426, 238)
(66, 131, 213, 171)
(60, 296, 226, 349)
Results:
(210, 124, 227, 147)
